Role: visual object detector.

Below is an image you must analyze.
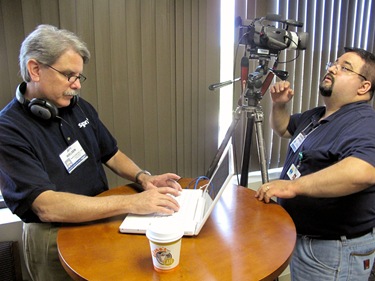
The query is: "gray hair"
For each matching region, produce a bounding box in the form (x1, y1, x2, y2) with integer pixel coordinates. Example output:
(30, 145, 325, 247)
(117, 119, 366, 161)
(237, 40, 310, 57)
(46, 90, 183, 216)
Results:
(19, 24, 91, 82)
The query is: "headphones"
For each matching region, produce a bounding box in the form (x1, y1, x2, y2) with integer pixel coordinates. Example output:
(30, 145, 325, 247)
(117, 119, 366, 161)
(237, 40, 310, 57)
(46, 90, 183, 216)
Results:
(16, 82, 78, 120)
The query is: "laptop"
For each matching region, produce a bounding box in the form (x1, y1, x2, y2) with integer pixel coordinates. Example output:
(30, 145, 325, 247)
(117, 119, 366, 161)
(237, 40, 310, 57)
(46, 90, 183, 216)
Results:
(119, 144, 234, 236)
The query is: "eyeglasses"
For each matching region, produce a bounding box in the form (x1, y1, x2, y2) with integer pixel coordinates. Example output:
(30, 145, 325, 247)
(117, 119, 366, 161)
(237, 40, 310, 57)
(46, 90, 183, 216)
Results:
(45, 64, 87, 84)
(326, 62, 367, 81)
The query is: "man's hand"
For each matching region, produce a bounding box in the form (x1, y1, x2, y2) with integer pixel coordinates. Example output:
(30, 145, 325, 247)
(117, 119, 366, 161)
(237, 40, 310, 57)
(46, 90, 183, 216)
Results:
(139, 173, 183, 192)
(270, 80, 294, 105)
(255, 180, 298, 203)
(130, 186, 181, 215)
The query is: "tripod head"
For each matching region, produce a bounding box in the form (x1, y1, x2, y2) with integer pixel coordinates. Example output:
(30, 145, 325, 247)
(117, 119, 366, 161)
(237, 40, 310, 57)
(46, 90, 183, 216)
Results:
(241, 55, 289, 108)
(243, 70, 263, 107)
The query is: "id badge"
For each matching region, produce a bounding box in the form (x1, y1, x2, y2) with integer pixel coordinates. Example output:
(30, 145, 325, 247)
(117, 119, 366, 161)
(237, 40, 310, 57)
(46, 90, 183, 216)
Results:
(59, 140, 88, 174)
(287, 164, 301, 180)
(290, 132, 305, 152)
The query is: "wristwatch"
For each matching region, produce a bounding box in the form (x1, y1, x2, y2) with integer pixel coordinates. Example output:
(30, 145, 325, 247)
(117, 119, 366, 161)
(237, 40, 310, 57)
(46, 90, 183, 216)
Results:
(135, 170, 151, 184)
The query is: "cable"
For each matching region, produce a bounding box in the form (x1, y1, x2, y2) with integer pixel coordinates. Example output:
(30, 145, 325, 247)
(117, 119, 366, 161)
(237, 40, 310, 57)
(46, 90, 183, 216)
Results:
(185, 176, 210, 190)
(275, 36, 300, 64)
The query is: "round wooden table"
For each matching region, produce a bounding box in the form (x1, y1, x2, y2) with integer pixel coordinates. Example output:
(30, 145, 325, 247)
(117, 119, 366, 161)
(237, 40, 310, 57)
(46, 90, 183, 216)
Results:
(57, 179, 296, 281)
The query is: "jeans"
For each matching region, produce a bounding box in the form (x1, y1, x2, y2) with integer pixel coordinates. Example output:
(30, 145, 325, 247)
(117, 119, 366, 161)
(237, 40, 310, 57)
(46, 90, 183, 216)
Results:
(290, 229, 375, 281)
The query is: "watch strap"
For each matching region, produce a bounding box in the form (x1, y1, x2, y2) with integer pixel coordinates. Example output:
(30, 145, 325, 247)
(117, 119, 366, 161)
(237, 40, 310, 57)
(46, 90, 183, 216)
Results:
(135, 170, 151, 184)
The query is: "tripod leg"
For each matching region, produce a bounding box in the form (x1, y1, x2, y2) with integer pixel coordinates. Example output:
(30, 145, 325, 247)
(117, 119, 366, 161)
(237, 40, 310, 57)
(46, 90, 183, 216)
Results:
(205, 107, 241, 178)
(240, 113, 254, 187)
(254, 110, 269, 184)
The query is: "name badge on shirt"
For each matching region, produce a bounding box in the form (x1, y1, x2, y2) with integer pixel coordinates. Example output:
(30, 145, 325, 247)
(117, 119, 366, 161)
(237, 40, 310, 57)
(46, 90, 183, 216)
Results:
(290, 132, 305, 152)
(59, 140, 88, 174)
(287, 164, 301, 180)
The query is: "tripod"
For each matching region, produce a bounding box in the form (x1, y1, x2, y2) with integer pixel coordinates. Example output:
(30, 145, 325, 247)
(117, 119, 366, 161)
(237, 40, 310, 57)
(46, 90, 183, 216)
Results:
(206, 58, 283, 187)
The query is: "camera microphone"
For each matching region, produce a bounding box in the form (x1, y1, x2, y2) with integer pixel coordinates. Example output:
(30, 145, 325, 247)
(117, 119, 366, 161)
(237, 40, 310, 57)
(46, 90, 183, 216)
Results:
(265, 14, 303, 28)
(265, 14, 283, 22)
(285, 19, 303, 27)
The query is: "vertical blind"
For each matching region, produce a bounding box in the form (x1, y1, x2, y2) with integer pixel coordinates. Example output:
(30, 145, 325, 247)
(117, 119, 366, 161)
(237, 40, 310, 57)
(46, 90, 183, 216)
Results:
(1, 0, 374, 186)
(233, 0, 375, 173)
(0, 0, 221, 187)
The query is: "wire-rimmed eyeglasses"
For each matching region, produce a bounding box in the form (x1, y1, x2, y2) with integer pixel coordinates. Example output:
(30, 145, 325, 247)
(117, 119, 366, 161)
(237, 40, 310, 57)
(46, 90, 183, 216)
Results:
(45, 64, 87, 84)
(326, 62, 367, 81)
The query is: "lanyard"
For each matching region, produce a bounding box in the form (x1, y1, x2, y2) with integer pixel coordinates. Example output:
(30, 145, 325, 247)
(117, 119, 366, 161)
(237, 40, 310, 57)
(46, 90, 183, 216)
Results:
(290, 122, 321, 153)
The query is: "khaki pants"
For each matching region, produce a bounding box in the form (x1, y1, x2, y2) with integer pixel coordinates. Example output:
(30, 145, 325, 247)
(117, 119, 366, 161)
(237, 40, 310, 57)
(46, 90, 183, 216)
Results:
(23, 223, 72, 281)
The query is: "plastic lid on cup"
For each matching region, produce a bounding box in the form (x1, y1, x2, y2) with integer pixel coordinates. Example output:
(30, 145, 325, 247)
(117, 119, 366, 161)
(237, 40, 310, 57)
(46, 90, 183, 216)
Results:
(146, 219, 184, 243)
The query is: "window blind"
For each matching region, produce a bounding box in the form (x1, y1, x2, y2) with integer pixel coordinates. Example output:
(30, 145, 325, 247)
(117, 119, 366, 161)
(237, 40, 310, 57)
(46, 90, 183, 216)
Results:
(0, 0, 221, 186)
(234, 0, 375, 172)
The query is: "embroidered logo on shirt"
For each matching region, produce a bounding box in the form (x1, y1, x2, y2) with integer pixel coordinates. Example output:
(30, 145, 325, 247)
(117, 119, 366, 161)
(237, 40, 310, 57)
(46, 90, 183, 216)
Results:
(78, 118, 90, 128)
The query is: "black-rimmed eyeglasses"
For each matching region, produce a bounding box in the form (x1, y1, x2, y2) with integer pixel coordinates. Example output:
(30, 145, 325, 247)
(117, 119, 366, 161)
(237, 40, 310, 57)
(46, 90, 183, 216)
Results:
(326, 62, 367, 81)
(45, 64, 87, 84)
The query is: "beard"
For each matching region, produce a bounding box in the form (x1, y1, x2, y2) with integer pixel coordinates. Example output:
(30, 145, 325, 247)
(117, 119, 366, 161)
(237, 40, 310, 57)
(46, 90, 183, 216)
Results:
(319, 73, 334, 97)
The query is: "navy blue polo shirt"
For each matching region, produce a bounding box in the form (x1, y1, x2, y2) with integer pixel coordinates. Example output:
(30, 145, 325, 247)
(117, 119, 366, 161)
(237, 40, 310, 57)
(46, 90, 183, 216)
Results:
(279, 101, 375, 237)
(0, 97, 118, 223)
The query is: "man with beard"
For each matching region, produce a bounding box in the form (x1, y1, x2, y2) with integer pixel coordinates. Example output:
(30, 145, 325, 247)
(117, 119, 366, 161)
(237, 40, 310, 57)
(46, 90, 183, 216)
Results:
(255, 47, 375, 281)
(0, 25, 182, 281)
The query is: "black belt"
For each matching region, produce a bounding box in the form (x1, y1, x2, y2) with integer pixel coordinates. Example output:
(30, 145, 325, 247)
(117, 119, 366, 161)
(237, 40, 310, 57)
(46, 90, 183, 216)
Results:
(299, 228, 374, 240)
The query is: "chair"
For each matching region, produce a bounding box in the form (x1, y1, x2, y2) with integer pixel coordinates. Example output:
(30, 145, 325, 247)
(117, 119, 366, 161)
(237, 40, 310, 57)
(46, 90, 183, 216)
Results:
(0, 241, 23, 281)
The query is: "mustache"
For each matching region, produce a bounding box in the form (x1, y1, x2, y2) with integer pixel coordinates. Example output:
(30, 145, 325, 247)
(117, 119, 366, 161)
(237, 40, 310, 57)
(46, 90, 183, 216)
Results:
(63, 90, 80, 96)
(323, 73, 334, 82)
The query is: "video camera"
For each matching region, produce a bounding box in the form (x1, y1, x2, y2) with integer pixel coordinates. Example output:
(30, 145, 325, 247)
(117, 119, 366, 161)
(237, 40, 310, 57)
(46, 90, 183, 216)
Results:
(238, 14, 309, 59)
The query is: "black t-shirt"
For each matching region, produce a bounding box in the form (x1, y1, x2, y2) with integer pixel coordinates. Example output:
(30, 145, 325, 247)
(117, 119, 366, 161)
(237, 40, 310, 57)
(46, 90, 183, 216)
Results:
(0, 97, 118, 222)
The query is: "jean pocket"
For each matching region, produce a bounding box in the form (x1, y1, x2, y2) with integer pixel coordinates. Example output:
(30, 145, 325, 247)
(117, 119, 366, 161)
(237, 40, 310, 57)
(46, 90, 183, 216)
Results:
(309, 239, 341, 271)
(349, 247, 375, 279)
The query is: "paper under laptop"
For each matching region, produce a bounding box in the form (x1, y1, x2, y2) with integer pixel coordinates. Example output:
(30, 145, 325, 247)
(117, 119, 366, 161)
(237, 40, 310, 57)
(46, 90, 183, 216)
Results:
(119, 144, 234, 236)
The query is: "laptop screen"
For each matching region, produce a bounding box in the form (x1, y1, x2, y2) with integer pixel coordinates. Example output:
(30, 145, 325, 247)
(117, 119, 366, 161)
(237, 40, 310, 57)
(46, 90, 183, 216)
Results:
(208, 142, 233, 200)
(194, 144, 234, 235)
(207, 150, 230, 200)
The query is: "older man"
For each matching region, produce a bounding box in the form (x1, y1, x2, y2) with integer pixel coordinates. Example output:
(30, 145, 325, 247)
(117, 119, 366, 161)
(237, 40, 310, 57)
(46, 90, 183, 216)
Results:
(0, 24, 182, 280)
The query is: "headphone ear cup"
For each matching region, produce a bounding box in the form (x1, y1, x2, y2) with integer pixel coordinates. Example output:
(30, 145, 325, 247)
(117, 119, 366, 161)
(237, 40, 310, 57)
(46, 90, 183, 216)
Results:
(28, 98, 59, 120)
(16, 82, 76, 120)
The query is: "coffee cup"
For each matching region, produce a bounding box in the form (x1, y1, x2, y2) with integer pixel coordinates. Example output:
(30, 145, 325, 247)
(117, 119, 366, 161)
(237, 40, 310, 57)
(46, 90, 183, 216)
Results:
(146, 220, 184, 272)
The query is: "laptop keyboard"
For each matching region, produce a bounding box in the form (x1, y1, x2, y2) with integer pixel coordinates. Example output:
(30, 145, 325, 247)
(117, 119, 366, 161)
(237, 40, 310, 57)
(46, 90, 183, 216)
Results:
(119, 189, 205, 234)
(171, 189, 202, 221)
